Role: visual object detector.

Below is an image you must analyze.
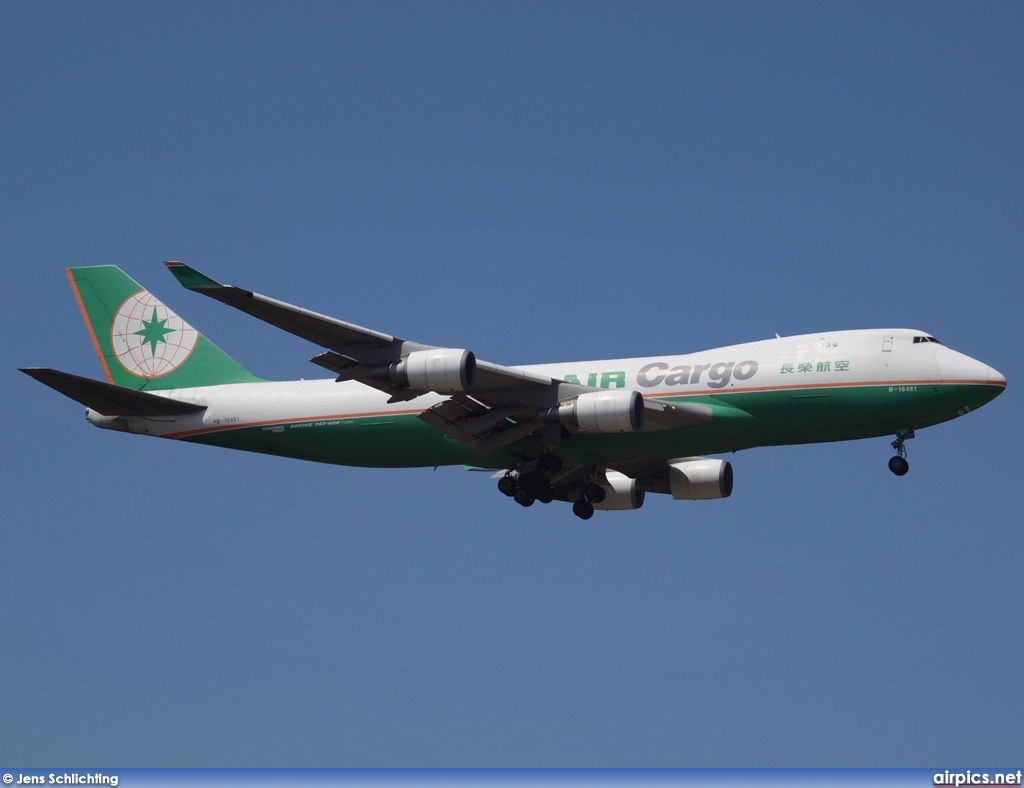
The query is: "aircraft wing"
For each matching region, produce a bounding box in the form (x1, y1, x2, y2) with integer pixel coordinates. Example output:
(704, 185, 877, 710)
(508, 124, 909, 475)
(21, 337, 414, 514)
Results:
(166, 262, 714, 454)
(165, 262, 555, 401)
(165, 261, 424, 360)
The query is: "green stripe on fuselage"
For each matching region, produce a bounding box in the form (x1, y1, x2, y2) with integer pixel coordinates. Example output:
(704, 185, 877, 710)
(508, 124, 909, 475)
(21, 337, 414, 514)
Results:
(177, 381, 1002, 470)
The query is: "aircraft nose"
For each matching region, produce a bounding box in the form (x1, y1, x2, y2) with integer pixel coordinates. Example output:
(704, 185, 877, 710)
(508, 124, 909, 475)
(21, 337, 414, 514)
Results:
(988, 365, 1007, 388)
(938, 349, 1005, 387)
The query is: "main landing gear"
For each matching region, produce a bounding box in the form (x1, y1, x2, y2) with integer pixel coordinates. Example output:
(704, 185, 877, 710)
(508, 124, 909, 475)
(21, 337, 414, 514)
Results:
(498, 454, 607, 520)
(571, 482, 606, 521)
(888, 429, 915, 476)
(498, 452, 563, 508)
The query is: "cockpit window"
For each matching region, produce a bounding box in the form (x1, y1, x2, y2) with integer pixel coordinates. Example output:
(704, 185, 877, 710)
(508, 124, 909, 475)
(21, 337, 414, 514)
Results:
(913, 336, 944, 345)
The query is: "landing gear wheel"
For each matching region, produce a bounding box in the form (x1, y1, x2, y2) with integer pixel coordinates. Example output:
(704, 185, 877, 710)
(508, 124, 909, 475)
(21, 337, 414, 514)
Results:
(537, 486, 554, 504)
(888, 456, 909, 476)
(889, 430, 913, 477)
(583, 482, 606, 504)
(497, 475, 517, 496)
(572, 499, 595, 520)
(514, 488, 535, 507)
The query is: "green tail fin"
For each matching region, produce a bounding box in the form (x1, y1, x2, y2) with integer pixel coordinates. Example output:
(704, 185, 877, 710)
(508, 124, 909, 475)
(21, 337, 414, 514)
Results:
(67, 265, 263, 390)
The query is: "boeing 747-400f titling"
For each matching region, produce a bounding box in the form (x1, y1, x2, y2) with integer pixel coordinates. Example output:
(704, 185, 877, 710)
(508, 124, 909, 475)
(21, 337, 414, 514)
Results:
(22, 263, 1007, 519)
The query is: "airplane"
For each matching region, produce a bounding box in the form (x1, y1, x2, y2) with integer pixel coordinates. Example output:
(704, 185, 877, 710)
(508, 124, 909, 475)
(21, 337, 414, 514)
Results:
(21, 263, 1007, 520)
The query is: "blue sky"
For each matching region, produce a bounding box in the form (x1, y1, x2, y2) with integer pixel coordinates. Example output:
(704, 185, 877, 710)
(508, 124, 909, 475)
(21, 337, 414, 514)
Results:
(2, 0, 1022, 767)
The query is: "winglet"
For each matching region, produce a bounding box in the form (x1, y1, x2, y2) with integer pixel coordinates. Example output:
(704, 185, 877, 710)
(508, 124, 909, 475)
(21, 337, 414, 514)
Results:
(164, 261, 223, 290)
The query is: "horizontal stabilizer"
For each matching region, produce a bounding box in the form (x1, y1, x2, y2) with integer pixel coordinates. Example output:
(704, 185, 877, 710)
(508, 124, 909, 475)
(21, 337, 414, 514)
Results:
(20, 368, 207, 418)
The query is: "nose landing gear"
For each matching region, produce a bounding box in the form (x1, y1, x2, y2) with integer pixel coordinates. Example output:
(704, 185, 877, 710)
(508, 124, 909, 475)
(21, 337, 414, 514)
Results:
(888, 429, 915, 476)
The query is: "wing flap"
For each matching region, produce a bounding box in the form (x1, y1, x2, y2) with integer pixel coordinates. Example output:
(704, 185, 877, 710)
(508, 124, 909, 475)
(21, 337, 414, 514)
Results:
(418, 396, 542, 454)
(470, 420, 546, 455)
(418, 396, 489, 433)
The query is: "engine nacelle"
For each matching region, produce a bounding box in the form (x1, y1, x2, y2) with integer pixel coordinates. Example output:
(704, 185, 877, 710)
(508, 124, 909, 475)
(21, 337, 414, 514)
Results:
(592, 470, 645, 510)
(378, 348, 476, 393)
(555, 389, 644, 433)
(667, 459, 733, 500)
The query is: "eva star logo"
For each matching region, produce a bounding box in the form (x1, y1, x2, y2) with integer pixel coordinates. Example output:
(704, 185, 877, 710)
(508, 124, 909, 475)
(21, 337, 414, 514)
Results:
(111, 290, 199, 378)
(133, 307, 175, 357)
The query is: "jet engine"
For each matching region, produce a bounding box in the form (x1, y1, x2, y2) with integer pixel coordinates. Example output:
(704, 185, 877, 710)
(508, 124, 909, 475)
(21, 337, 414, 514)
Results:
(637, 458, 734, 500)
(667, 459, 733, 500)
(592, 470, 645, 510)
(369, 348, 476, 393)
(551, 389, 644, 433)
